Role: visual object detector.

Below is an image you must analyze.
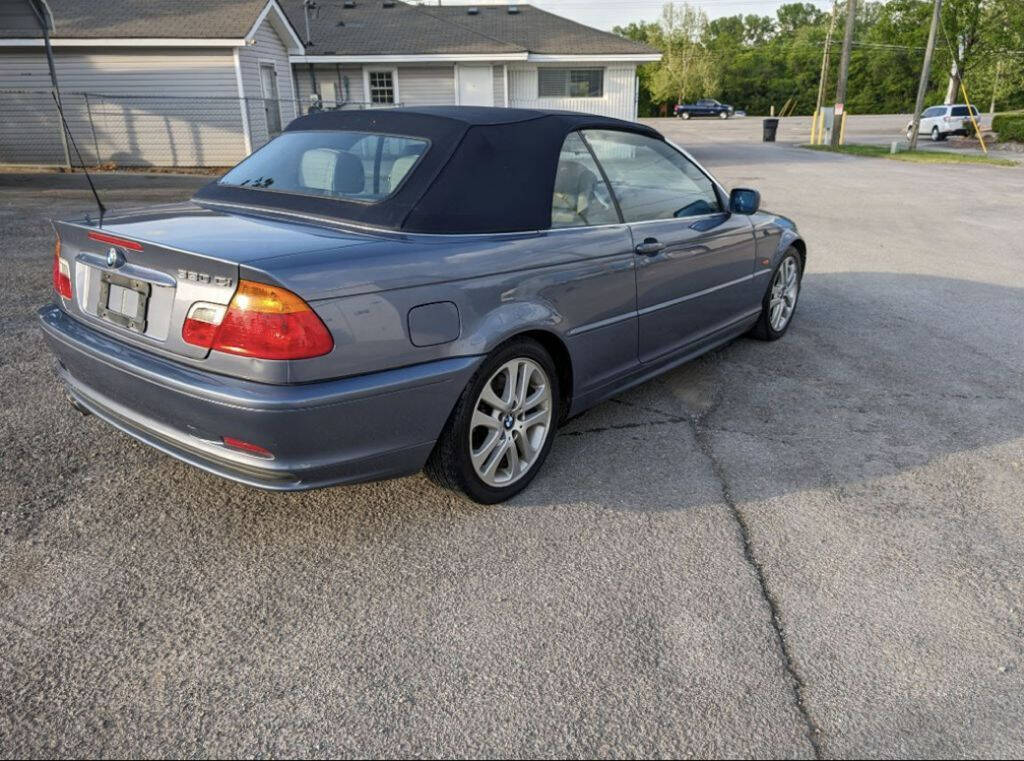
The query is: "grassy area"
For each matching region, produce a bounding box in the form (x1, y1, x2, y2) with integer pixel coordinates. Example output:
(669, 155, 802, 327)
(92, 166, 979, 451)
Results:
(802, 143, 1019, 167)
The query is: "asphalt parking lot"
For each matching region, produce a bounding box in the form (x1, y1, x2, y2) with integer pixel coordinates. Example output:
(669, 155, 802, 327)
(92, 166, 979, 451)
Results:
(661, 112, 1003, 156)
(2, 122, 1023, 757)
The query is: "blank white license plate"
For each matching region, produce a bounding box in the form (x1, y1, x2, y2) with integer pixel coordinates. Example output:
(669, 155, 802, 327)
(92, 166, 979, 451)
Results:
(97, 270, 150, 333)
(107, 283, 141, 317)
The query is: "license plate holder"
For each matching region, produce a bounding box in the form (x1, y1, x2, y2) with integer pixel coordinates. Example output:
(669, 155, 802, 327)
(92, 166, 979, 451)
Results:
(97, 271, 150, 333)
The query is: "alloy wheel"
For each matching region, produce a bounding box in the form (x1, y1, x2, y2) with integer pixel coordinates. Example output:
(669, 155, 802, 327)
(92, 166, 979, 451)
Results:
(469, 358, 553, 487)
(768, 256, 800, 332)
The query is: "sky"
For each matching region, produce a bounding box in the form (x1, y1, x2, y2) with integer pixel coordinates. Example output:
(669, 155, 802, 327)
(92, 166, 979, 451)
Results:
(443, 0, 836, 32)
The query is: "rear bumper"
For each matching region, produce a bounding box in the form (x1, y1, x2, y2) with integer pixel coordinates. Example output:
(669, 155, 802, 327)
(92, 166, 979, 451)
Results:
(38, 305, 482, 491)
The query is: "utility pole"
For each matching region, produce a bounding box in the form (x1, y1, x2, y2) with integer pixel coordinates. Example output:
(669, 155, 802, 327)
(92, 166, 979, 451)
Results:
(829, 0, 856, 148)
(908, 0, 943, 151)
(814, 2, 839, 117)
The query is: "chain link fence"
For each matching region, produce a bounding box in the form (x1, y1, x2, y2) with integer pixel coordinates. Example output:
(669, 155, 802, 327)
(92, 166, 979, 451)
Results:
(0, 89, 401, 169)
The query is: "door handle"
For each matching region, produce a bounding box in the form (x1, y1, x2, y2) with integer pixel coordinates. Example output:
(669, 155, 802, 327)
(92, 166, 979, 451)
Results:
(634, 238, 666, 256)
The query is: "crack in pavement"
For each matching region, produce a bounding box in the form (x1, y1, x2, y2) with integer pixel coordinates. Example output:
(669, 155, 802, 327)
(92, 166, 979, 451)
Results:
(610, 392, 825, 758)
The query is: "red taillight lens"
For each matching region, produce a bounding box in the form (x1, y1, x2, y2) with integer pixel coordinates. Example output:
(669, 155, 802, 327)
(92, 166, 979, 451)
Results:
(182, 280, 333, 360)
(53, 237, 72, 299)
(182, 303, 226, 349)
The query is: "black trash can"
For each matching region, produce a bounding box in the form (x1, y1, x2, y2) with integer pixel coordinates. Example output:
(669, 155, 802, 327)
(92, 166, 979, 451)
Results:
(762, 118, 779, 142)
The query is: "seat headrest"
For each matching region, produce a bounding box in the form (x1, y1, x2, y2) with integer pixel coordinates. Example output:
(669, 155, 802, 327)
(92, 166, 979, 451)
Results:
(333, 150, 365, 194)
(552, 160, 597, 215)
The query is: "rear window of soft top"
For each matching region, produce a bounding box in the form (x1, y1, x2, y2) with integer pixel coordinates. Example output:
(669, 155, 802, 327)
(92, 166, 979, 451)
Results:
(219, 130, 429, 203)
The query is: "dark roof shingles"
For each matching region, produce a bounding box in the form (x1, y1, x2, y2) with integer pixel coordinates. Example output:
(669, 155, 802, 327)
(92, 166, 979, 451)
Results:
(430, 5, 658, 55)
(280, 1, 657, 56)
(1, 0, 270, 39)
(3, 0, 657, 57)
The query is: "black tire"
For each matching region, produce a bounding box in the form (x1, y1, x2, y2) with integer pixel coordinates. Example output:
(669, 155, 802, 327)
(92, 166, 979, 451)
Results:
(750, 248, 803, 341)
(425, 338, 560, 504)
(931, 126, 944, 142)
(681, 112, 691, 120)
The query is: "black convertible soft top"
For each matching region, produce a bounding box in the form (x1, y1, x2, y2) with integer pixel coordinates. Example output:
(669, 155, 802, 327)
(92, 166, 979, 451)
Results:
(193, 106, 662, 234)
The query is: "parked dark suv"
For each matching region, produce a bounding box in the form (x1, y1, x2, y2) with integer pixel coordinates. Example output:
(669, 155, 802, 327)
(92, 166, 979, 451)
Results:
(674, 99, 735, 119)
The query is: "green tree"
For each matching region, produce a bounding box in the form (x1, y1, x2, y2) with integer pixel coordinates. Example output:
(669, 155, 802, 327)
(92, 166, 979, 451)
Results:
(613, 0, 1024, 117)
(648, 3, 718, 107)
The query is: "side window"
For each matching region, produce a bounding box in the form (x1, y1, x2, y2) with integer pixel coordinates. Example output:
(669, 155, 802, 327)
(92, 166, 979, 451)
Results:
(582, 129, 721, 223)
(550, 132, 620, 229)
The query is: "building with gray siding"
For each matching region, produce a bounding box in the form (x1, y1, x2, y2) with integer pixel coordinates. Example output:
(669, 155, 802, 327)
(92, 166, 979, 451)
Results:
(0, 0, 303, 167)
(1, 0, 659, 167)
(284, 2, 660, 121)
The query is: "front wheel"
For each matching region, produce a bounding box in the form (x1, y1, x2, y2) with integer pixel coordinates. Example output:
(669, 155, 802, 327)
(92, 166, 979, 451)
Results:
(681, 112, 691, 120)
(931, 126, 944, 142)
(425, 339, 559, 504)
(750, 250, 802, 341)
(719, 111, 729, 119)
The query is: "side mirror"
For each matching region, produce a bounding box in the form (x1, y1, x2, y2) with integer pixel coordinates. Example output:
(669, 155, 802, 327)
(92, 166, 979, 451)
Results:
(729, 188, 760, 215)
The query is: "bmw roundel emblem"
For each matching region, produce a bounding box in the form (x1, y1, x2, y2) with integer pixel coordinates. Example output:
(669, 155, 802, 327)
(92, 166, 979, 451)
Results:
(106, 247, 124, 268)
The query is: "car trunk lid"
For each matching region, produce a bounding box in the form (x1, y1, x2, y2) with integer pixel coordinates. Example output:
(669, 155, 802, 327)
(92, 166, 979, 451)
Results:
(54, 202, 373, 360)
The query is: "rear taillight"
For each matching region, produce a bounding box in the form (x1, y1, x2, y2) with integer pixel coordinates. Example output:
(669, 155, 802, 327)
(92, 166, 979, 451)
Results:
(53, 236, 72, 299)
(182, 280, 333, 360)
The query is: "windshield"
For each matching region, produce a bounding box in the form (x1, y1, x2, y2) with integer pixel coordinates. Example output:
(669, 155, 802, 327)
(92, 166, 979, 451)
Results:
(219, 130, 429, 203)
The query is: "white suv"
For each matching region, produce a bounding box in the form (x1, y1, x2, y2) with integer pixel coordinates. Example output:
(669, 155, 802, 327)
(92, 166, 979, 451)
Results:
(906, 104, 980, 142)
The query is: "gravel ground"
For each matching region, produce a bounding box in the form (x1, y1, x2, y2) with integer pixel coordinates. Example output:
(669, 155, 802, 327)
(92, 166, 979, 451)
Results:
(1, 123, 1022, 758)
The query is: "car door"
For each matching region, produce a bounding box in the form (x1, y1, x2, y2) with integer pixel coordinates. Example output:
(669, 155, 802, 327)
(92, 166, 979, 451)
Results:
(919, 107, 935, 134)
(581, 129, 759, 363)
(547, 132, 640, 389)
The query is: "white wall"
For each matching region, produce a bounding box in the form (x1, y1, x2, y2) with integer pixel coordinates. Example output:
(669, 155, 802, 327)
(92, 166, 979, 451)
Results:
(0, 48, 247, 166)
(293, 64, 362, 109)
(293, 64, 455, 108)
(508, 64, 638, 120)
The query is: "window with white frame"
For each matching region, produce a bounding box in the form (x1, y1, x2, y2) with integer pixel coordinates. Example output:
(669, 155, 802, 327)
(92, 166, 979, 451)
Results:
(368, 70, 396, 104)
(538, 68, 604, 98)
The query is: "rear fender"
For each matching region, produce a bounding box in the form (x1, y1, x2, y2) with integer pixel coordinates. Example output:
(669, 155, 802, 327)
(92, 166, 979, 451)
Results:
(460, 300, 565, 356)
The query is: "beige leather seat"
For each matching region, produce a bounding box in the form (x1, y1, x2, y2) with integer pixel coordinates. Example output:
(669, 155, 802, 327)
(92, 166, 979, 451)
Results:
(384, 153, 419, 194)
(298, 148, 365, 196)
(551, 160, 599, 227)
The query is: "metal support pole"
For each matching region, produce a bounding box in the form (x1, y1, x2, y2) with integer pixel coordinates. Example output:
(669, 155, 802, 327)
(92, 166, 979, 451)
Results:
(814, 2, 839, 118)
(830, 0, 856, 149)
(909, 0, 943, 151)
(30, 0, 71, 170)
